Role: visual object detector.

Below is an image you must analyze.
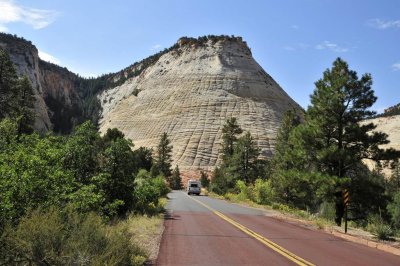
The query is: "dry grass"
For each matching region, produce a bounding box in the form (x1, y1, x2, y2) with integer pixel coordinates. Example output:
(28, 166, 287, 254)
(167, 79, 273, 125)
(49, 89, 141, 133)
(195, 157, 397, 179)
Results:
(122, 198, 167, 263)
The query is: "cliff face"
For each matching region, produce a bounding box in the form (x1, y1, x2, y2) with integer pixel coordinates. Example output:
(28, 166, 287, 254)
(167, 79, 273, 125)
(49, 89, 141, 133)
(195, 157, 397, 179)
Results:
(0, 33, 84, 133)
(0, 34, 52, 133)
(99, 36, 303, 174)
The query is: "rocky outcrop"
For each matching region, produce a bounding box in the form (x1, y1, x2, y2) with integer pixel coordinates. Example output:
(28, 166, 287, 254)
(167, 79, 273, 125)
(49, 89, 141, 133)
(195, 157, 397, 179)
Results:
(0, 33, 84, 133)
(0, 34, 52, 133)
(99, 36, 303, 174)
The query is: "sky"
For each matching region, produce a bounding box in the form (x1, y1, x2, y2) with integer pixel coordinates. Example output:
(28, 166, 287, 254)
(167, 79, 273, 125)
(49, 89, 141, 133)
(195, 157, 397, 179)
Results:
(0, 0, 399, 112)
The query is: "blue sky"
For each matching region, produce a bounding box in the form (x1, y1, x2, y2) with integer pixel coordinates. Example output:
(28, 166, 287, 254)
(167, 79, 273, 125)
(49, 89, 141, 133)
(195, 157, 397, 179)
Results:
(0, 0, 399, 111)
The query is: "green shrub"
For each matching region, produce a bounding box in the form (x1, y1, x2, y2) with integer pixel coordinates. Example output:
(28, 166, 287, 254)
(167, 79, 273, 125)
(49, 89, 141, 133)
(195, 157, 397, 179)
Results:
(0, 207, 146, 265)
(319, 201, 336, 221)
(367, 214, 395, 240)
(235, 180, 252, 201)
(388, 192, 400, 229)
(133, 174, 169, 215)
(252, 179, 274, 205)
(200, 171, 210, 188)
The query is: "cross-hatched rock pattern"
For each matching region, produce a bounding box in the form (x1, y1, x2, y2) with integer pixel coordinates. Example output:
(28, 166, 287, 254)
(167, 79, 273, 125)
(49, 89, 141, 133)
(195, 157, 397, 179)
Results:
(99, 37, 302, 173)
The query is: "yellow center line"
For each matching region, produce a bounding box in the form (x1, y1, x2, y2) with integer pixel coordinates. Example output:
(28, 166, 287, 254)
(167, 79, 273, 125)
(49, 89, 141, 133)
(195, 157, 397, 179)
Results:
(183, 192, 315, 266)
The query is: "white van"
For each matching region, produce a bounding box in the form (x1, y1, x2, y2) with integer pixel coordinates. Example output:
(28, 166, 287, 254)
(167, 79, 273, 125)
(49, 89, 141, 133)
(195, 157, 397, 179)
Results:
(187, 180, 201, 195)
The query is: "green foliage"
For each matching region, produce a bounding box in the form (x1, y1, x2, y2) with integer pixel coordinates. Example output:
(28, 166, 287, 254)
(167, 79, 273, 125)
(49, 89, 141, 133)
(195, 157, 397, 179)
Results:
(221, 117, 243, 159)
(230, 132, 259, 183)
(0, 49, 35, 133)
(306, 58, 400, 224)
(367, 214, 394, 240)
(16, 76, 36, 134)
(102, 137, 136, 215)
(387, 192, 400, 229)
(155, 132, 173, 177)
(64, 121, 101, 182)
(210, 167, 228, 195)
(0, 48, 19, 120)
(318, 201, 336, 221)
(133, 173, 169, 215)
(252, 179, 274, 205)
(0, 120, 162, 230)
(170, 165, 182, 189)
(0, 207, 146, 265)
(235, 180, 252, 201)
(134, 147, 153, 172)
(272, 169, 336, 211)
(200, 171, 210, 188)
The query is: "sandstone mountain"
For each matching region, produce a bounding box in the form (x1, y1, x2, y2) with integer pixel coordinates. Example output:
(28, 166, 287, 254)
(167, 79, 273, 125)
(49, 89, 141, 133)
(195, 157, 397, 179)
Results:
(99, 36, 302, 174)
(1, 34, 303, 175)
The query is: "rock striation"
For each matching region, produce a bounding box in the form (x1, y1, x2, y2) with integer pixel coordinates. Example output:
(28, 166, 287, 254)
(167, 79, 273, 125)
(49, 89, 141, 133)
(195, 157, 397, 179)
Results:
(99, 36, 303, 174)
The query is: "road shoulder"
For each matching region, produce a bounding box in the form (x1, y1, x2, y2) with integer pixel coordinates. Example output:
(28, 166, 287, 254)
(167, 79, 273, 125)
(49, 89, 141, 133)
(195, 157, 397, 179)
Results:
(207, 193, 400, 257)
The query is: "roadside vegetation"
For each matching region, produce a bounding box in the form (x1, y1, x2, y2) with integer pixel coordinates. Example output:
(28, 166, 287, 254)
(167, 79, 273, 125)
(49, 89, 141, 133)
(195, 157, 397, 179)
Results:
(208, 58, 400, 240)
(0, 48, 178, 264)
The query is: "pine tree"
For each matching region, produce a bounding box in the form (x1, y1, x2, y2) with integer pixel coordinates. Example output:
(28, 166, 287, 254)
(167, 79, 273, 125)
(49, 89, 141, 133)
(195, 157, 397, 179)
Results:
(156, 132, 173, 177)
(200, 170, 210, 188)
(16, 76, 36, 134)
(0, 48, 19, 119)
(231, 131, 259, 183)
(271, 109, 302, 172)
(221, 117, 242, 160)
(170, 165, 182, 189)
(307, 58, 400, 225)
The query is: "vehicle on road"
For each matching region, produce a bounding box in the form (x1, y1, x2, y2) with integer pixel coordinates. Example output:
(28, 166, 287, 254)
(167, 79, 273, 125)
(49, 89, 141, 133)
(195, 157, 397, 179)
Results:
(187, 180, 201, 195)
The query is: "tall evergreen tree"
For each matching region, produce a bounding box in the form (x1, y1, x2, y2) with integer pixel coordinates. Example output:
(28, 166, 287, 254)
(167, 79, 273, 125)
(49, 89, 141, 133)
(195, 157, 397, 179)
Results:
(16, 76, 36, 134)
(271, 109, 302, 172)
(307, 58, 400, 225)
(170, 165, 182, 189)
(221, 117, 243, 160)
(231, 131, 259, 183)
(0, 48, 19, 119)
(156, 132, 173, 177)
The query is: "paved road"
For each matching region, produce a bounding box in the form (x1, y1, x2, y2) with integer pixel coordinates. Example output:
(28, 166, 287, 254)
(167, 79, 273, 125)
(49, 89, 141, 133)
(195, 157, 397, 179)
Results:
(157, 191, 400, 265)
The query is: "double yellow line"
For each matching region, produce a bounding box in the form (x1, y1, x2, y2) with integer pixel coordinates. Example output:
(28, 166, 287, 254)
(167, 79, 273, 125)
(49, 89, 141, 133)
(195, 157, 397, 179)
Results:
(184, 192, 315, 266)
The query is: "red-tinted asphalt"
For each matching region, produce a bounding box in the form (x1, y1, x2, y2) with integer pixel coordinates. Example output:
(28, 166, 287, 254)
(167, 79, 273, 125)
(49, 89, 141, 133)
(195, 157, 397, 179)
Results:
(157, 191, 400, 265)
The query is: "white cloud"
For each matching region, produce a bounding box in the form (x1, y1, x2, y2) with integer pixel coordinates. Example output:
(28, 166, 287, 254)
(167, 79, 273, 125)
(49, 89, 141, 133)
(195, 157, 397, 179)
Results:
(368, 18, 400, 30)
(38, 50, 60, 65)
(0, 0, 58, 30)
(0, 24, 8, 32)
(392, 63, 400, 71)
(150, 44, 162, 51)
(315, 41, 348, 52)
